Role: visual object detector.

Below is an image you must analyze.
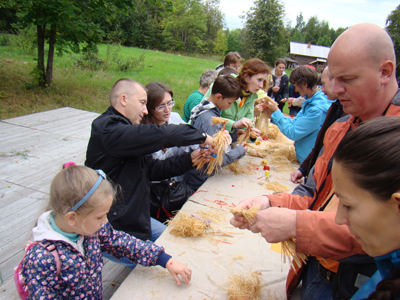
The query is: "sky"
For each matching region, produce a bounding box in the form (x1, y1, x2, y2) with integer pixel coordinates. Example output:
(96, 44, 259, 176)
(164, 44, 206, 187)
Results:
(219, 0, 399, 30)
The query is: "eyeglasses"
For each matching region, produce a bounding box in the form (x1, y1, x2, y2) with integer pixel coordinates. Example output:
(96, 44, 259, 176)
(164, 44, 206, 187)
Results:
(153, 99, 175, 112)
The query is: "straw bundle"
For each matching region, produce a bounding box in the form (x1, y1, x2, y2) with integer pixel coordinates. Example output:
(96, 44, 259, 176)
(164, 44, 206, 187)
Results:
(167, 212, 210, 237)
(271, 146, 297, 163)
(263, 182, 289, 193)
(271, 155, 296, 171)
(237, 127, 251, 144)
(266, 124, 280, 139)
(246, 147, 269, 158)
(230, 207, 261, 224)
(196, 117, 231, 175)
(254, 96, 272, 136)
(211, 117, 229, 125)
(227, 271, 263, 300)
(281, 238, 308, 270)
(227, 160, 241, 174)
(227, 160, 256, 175)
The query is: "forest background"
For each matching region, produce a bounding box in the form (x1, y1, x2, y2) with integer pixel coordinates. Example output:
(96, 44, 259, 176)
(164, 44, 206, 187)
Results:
(0, 0, 399, 119)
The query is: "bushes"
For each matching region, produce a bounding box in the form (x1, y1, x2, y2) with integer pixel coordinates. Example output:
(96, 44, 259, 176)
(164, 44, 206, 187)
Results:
(75, 44, 146, 72)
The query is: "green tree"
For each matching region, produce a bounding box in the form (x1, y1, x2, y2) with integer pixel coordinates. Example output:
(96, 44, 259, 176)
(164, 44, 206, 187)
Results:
(0, 0, 18, 33)
(317, 35, 331, 47)
(213, 29, 227, 56)
(386, 4, 400, 81)
(288, 12, 306, 43)
(302, 16, 319, 44)
(243, 0, 287, 65)
(203, 0, 225, 53)
(13, 0, 170, 87)
(118, 0, 166, 49)
(162, 0, 207, 53)
(226, 28, 243, 53)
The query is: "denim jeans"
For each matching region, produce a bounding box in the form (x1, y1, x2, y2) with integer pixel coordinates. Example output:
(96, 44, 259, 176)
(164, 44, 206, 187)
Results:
(301, 256, 334, 300)
(102, 218, 167, 269)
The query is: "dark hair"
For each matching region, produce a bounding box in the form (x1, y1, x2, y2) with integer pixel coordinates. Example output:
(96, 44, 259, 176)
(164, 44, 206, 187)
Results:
(142, 82, 173, 124)
(334, 116, 400, 200)
(366, 267, 400, 300)
(289, 66, 319, 89)
(211, 75, 241, 99)
(334, 116, 400, 300)
(224, 52, 242, 67)
(218, 67, 239, 77)
(275, 58, 286, 67)
(237, 58, 271, 90)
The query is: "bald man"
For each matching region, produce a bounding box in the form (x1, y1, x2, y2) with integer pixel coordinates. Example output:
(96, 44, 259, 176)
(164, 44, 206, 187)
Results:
(86, 79, 215, 246)
(290, 67, 345, 183)
(231, 23, 400, 299)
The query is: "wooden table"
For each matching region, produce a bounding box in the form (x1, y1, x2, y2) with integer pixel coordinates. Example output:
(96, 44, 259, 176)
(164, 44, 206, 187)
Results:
(111, 154, 300, 300)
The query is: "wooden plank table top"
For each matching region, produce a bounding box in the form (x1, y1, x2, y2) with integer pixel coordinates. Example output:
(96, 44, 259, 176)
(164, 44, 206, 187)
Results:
(111, 154, 300, 300)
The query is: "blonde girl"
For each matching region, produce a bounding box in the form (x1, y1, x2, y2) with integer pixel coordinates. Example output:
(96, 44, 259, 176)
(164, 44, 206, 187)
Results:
(19, 164, 191, 298)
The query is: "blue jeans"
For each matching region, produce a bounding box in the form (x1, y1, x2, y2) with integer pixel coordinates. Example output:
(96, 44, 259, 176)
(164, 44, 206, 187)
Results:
(301, 256, 334, 300)
(102, 218, 167, 269)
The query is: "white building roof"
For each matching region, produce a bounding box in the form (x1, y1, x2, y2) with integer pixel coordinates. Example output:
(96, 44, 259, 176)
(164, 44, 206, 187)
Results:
(289, 42, 330, 59)
(309, 58, 327, 64)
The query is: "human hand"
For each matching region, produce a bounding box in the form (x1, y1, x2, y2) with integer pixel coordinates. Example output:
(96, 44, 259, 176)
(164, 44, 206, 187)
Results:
(230, 196, 271, 229)
(165, 258, 192, 285)
(281, 98, 287, 103)
(236, 129, 246, 136)
(265, 99, 279, 113)
(240, 142, 248, 151)
(233, 117, 252, 129)
(224, 130, 232, 144)
(249, 207, 297, 243)
(250, 127, 261, 138)
(255, 103, 267, 114)
(287, 98, 294, 107)
(290, 170, 304, 183)
(272, 86, 280, 93)
(191, 149, 210, 165)
(200, 134, 215, 149)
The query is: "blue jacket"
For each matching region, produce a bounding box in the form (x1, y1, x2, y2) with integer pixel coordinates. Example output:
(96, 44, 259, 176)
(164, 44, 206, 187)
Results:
(271, 90, 332, 164)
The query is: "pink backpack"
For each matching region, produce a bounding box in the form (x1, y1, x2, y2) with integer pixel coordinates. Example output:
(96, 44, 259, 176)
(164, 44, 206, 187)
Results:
(14, 241, 61, 300)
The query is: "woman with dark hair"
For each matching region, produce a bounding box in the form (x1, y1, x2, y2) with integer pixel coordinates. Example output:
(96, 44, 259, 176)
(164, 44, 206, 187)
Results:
(202, 58, 271, 137)
(141, 82, 196, 222)
(264, 65, 332, 163)
(333, 116, 400, 300)
(268, 58, 289, 111)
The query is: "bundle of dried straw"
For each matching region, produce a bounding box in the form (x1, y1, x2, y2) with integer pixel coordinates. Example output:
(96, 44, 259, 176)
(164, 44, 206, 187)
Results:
(230, 206, 261, 224)
(227, 271, 263, 300)
(281, 238, 308, 270)
(196, 117, 231, 175)
(167, 212, 210, 237)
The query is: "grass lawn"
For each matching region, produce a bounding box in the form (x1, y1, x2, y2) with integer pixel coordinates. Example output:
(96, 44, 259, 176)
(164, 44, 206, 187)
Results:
(0, 41, 220, 120)
(0, 37, 293, 120)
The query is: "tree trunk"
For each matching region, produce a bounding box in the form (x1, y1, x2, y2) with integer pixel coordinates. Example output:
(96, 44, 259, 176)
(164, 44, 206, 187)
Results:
(45, 25, 56, 87)
(37, 24, 46, 87)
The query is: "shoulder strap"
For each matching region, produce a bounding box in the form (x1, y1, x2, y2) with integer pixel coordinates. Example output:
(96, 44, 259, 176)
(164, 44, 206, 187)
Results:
(40, 242, 61, 277)
(14, 241, 61, 300)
